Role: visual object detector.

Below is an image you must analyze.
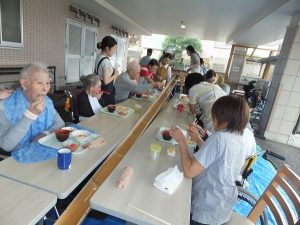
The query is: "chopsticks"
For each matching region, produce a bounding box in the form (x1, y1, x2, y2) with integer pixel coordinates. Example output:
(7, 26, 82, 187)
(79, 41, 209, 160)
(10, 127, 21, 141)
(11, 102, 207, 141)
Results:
(193, 117, 198, 124)
(128, 204, 171, 225)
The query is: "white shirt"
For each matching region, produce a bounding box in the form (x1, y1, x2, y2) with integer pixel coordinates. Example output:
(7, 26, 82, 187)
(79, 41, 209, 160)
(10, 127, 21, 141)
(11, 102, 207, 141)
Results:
(192, 131, 246, 225)
(189, 82, 226, 131)
(88, 95, 102, 114)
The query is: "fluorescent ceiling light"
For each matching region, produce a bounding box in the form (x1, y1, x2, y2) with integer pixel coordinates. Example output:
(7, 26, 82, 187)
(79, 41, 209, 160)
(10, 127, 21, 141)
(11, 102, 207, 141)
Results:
(180, 21, 186, 29)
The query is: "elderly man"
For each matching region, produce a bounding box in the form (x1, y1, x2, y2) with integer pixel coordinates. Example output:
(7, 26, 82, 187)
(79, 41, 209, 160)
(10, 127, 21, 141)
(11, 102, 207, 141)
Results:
(114, 60, 160, 103)
(0, 63, 64, 152)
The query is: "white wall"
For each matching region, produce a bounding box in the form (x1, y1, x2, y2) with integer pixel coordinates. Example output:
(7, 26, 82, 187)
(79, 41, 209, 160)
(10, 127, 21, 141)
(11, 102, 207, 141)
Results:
(265, 12, 300, 149)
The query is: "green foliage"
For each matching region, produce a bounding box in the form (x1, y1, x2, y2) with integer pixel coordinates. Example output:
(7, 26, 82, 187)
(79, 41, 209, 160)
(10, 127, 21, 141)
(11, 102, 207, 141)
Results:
(161, 36, 202, 56)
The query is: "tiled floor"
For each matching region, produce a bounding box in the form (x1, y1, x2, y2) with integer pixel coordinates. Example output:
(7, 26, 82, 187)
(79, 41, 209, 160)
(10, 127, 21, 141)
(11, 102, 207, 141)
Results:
(256, 137, 300, 176)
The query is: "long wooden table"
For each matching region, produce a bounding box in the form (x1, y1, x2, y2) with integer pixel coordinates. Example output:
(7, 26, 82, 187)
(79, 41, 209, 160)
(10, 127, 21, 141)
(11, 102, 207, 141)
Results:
(0, 176, 56, 225)
(0, 99, 152, 199)
(90, 97, 194, 225)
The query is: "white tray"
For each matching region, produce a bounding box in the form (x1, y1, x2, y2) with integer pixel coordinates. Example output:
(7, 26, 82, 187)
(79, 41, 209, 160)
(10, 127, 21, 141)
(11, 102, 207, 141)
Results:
(38, 132, 98, 154)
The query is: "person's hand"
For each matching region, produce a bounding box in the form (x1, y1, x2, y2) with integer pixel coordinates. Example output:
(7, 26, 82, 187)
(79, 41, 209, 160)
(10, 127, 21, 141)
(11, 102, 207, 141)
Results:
(169, 127, 186, 143)
(191, 122, 206, 137)
(28, 97, 45, 115)
(92, 89, 102, 100)
(153, 82, 162, 89)
(188, 128, 203, 144)
(0, 89, 13, 99)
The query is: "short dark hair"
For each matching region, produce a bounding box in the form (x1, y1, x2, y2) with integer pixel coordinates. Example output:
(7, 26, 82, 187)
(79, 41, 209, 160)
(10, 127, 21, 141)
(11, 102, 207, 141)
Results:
(184, 73, 205, 94)
(148, 58, 159, 67)
(162, 53, 173, 60)
(186, 45, 195, 52)
(205, 69, 216, 80)
(211, 95, 249, 134)
(97, 36, 117, 50)
(200, 58, 204, 65)
(147, 48, 153, 55)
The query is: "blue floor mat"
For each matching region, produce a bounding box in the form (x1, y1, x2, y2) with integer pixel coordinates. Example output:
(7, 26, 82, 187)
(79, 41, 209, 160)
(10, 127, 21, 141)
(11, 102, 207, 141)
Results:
(81, 215, 126, 225)
(234, 154, 276, 225)
(233, 145, 297, 225)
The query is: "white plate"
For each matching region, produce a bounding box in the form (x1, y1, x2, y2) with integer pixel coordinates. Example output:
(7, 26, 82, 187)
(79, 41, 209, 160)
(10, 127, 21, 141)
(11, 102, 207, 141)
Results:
(156, 126, 189, 146)
(70, 130, 92, 144)
(156, 127, 177, 145)
(61, 126, 77, 132)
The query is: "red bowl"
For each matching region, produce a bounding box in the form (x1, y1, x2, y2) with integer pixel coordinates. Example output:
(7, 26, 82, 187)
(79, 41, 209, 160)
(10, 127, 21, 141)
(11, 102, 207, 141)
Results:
(162, 130, 172, 141)
(135, 93, 142, 98)
(107, 105, 116, 113)
(55, 129, 70, 142)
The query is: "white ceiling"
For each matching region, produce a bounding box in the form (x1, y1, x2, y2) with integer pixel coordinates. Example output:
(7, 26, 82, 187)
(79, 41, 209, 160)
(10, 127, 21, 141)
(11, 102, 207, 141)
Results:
(70, 0, 300, 45)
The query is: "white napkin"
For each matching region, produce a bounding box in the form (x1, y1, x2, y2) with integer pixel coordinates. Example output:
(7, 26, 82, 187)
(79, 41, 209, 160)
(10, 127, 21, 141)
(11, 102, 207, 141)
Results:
(153, 166, 183, 195)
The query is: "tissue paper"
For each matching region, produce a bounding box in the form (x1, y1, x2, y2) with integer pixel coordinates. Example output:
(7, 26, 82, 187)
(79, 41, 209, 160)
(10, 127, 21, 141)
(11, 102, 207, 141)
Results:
(153, 165, 183, 195)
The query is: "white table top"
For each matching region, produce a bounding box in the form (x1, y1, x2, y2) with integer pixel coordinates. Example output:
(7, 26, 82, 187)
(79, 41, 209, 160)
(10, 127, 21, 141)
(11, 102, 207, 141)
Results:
(90, 97, 194, 225)
(0, 176, 56, 225)
(0, 99, 152, 199)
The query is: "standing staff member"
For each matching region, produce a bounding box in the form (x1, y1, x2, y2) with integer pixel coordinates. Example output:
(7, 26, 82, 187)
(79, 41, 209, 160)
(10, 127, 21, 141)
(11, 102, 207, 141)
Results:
(95, 36, 119, 106)
(186, 45, 201, 74)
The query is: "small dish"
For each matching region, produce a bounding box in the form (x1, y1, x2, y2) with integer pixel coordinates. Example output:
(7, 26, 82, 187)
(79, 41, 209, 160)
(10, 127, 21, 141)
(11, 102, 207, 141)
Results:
(62, 139, 81, 152)
(61, 126, 77, 132)
(71, 130, 92, 144)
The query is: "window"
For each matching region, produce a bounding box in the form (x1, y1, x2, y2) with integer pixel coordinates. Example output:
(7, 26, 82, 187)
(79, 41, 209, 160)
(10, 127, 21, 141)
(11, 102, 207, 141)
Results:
(0, 0, 23, 48)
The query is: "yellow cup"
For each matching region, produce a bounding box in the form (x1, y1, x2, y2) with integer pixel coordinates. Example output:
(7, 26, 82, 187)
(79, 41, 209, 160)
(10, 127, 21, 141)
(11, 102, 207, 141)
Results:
(134, 104, 142, 114)
(150, 143, 162, 160)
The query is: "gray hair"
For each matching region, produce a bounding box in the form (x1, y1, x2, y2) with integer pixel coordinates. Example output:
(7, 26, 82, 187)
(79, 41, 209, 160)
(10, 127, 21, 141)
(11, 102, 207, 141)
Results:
(80, 74, 100, 90)
(127, 60, 140, 73)
(20, 62, 49, 79)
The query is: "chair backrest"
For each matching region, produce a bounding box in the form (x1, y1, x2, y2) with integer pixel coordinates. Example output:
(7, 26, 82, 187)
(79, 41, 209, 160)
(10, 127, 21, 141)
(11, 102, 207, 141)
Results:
(248, 164, 300, 225)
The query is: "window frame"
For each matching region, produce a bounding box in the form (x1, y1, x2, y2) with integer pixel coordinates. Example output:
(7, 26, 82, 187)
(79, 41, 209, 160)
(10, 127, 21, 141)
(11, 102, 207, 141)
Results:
(0, 0, 24, 48)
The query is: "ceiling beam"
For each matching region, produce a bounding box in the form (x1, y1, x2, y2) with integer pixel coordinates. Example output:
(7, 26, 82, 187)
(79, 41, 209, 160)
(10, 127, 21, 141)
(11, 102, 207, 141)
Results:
(226, 0, 289, 44)
(94, 0, 152, 35)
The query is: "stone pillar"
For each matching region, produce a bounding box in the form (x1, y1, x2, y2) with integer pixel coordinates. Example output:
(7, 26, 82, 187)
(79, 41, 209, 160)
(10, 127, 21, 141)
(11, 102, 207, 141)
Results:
(263, 12, 300, 148)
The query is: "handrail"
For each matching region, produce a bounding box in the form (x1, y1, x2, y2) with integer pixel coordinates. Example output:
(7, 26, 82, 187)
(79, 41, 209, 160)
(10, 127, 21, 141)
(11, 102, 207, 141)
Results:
(55, 75, 179, 225)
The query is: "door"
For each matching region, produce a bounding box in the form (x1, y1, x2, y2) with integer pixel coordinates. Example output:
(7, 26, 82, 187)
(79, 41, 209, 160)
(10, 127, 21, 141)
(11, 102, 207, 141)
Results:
(65, 19, 97, 83)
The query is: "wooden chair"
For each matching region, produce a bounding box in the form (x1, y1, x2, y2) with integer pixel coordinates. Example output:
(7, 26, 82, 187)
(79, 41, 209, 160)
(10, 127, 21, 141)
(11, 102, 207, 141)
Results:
(226, 164, 300, 225)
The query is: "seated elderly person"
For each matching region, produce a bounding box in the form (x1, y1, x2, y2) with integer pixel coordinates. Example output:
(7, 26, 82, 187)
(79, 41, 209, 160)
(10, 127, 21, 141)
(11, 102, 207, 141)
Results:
(189, 70, 227, 132)
(114, 60, 160, 103)
(0, 63, 64, 152)
(77, 74, 105, 117)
